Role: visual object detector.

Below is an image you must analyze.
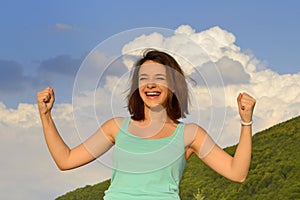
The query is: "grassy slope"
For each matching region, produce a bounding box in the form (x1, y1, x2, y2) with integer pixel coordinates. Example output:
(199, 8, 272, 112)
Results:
(56, 116, 300, 200)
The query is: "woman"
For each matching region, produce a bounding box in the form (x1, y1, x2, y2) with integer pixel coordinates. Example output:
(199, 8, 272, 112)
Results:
(37, 49, 256, 199)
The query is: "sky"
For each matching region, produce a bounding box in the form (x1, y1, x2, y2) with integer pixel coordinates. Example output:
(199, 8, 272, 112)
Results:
(0, 1, 300, 199)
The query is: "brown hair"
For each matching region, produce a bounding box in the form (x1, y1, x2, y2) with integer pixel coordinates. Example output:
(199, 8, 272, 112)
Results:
(127, 49, 189, 121)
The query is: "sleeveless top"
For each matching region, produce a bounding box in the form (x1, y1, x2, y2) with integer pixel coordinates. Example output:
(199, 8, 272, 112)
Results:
(103, 117, 186, 200)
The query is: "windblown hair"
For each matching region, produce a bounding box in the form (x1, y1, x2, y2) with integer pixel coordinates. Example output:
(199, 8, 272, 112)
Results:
(127, 49, 189, 121)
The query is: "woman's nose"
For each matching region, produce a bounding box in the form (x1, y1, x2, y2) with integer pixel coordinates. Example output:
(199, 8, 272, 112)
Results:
(146, 82, 156, 89)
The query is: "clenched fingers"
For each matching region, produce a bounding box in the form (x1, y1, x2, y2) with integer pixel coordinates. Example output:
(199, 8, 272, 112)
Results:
(237, 92, 256, 122)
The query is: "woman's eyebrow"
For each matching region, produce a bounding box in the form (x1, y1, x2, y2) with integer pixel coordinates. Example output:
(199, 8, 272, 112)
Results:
(139, 73, 166, 77)
(139, 74, 149, 77)
(155, 74, 166, 77)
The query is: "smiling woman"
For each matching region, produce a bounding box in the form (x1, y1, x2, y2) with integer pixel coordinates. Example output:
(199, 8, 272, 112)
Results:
(37, 49, 256, 200)
(138, 62, 170, 108)
(128, 50, 189, 122)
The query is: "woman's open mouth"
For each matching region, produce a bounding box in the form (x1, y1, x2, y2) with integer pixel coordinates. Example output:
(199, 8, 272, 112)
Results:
(145, 91, 161, 98)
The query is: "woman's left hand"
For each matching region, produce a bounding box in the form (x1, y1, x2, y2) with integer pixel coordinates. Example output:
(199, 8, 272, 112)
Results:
(237, 93, 256, 123)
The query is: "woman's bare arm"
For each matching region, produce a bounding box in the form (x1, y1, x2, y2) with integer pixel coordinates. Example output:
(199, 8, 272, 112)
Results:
(189, 92, 256, 182)
(37, 87, 115, 170)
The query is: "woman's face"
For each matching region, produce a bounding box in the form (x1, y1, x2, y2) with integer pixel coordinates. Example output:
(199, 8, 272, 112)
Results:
(138, 60, 169, 109)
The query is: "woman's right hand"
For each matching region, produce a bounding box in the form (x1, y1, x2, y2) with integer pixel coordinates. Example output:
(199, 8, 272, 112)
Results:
(37, 87, 55, 116)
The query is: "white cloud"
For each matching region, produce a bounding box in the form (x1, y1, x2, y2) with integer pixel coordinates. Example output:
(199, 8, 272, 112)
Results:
(0, 102, 40, 128)
(121, 24, 300, 146)
(55, 23, 75, 31)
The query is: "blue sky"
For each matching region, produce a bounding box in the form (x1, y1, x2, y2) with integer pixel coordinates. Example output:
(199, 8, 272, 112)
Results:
(1, 1, 300, 72)
(1, 1, 300, 199)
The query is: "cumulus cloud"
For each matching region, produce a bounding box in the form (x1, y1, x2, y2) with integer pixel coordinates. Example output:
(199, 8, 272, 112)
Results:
(0, 102, 40, 128)
(37, 55, 82, 77)
(0, 60, 42, 95)
(194, 56, 250, 86)
(55, 23, 76, 31)
(79, 50, 128, 86)
(121, 25, 300, 145)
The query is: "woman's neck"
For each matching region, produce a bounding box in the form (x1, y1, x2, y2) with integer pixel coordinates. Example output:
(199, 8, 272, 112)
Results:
(143, 105, 172, 124)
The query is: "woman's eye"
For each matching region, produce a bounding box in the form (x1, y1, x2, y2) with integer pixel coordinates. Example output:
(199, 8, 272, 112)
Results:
(139, 77, 146, 81)
(157, 77, 165, 80)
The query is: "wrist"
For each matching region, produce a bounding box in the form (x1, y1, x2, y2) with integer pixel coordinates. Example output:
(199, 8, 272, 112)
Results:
(241, 119, 252, 126)
(40, 112, 52, 120)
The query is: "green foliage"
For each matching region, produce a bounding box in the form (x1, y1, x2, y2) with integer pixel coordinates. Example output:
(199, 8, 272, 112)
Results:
(193, 188, 205, 200)
(56, 116, 300, 200)
(55, 180, 110, 200)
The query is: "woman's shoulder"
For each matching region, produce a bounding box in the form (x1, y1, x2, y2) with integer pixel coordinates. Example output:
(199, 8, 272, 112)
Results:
(183, 122, 206, 133)
(100, 117, 128, 140)
(183, 122, 208, 140)
(102, 117, 127, 129)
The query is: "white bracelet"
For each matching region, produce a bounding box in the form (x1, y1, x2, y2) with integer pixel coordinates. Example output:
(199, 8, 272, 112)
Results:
(241, 120, 253, 126)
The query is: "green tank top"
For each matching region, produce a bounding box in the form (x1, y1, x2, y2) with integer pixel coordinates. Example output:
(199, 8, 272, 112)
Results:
(104, 117, 186, 200)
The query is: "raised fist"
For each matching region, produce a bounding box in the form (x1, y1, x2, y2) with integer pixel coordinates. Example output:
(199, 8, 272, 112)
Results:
(37, 87, 55, 115)
(237, 92, 256, 123)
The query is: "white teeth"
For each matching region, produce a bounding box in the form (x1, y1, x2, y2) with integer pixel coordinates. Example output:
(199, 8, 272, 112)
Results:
(146, 92, 160, 96)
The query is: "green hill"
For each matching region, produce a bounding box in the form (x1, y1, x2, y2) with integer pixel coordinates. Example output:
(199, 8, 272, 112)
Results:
(56, 116, 300, 200)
